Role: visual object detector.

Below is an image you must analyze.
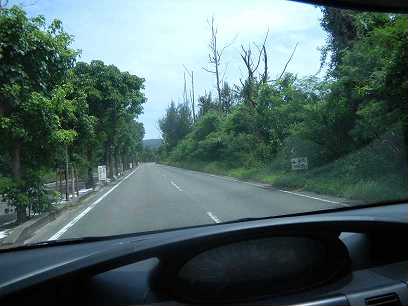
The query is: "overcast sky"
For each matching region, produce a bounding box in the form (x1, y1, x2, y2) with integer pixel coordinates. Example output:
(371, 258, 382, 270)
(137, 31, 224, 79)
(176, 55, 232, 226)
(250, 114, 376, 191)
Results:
(20, 0, 326, 139)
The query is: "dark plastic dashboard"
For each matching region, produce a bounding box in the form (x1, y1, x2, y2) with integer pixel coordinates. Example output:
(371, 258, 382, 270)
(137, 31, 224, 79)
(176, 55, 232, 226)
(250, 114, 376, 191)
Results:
(0, 203, 407, 305)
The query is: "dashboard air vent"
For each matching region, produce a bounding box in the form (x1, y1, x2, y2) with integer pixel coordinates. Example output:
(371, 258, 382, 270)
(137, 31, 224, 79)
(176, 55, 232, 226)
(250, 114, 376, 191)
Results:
(365, 293, 401, 306)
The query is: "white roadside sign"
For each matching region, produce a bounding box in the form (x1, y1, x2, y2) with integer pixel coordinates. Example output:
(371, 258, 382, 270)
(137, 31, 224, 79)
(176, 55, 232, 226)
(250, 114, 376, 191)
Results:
(291, 157, 308, 170)
(98, 165, 107, 181)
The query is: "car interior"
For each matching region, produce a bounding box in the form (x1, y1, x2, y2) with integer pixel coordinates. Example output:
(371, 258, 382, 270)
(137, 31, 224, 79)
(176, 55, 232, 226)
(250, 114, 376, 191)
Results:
(0, 202, 407, 305)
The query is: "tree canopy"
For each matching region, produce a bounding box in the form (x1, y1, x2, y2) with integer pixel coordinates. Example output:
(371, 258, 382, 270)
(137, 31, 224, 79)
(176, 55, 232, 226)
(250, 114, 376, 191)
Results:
(0, 6, 146, 223)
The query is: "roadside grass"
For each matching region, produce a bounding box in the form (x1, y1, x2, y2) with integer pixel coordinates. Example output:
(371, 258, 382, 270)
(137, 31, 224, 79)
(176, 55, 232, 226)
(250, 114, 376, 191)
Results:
(163, 153, 408, 203)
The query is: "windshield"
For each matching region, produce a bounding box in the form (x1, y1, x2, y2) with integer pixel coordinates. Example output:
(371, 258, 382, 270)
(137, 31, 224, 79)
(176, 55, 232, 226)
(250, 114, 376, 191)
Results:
(0, 0, 407, 249)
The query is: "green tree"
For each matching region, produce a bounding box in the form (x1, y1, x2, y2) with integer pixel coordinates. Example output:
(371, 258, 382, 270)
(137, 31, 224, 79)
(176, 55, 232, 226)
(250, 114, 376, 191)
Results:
(159, 101, 178, 151)
(159, 101, 192, 152)
(197, 92, 218, 118)
(320, 7, 391, 72)
(71, 61, 145, 179)
(116, 118, 144, 170)
(0, 6, 77, 222)
(220, 82, 235, 113)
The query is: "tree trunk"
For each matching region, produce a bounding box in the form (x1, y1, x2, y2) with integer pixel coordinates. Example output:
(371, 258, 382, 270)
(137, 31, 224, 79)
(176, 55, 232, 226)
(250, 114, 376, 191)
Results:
(214, 49, 222, 111)
(64, 145, 69, 201)
(85, 145, 94, 188)
(122, 154, 127, 171)
(114, 147, 119, 176)
(75, 166, 79, 197)
(12, 142, 21, 181)
(71, 164, 75, 199)
(59, 170, 63, 195)
(12, 142, 26, 224)
(107, 143, 113, 179)
(403, 113, 408, 187)
(105, 141, 113, 179)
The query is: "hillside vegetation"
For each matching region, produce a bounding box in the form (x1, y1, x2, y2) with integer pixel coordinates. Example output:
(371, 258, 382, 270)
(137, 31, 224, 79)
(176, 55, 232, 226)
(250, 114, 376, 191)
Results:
(143, 139, 163, 150)
(158, 9, 408, 202)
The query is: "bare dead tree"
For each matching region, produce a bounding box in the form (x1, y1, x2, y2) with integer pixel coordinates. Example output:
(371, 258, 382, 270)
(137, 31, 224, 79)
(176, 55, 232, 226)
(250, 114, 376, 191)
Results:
(183, 65, 196, 123)
(239, 30, 269, 107)
(220, 62, 229, 86)
(252, 43, 268, 83)
(183, 71, 188, 104)
(240, 30, 269, 82)
(202, 16, 236, 112)
(261, 44, 268, 83)
(190, 71, 196, 123)
(240, 45, 258, 81)
(239, 43, 260, 108)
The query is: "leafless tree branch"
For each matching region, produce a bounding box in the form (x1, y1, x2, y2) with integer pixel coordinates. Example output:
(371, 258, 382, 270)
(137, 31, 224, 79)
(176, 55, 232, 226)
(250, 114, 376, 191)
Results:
(203, 16, 236, 111)
(202, 67, 216, 74)
(275, 42, 299, 81)
(240, 29, 270, 82)
(253, 29, 269, 73)
(219, 33, 239, 60)
(262, 45, 268, 82)
(220, 62, 229, 84)
(183, 64, 192, 77)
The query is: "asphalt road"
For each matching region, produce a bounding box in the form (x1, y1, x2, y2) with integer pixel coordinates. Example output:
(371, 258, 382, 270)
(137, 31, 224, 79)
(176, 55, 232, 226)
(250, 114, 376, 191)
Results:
(27, 163, 348, 242)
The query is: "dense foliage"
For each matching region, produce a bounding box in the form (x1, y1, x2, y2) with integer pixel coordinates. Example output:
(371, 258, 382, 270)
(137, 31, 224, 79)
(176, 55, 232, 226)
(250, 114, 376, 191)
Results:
(159, 9, 408, 202)
(0, 6, 145, 222)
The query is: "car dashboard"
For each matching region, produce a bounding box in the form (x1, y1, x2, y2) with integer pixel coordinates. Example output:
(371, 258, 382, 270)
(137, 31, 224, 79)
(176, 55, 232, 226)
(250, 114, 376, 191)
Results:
(0, 203, 407, 305)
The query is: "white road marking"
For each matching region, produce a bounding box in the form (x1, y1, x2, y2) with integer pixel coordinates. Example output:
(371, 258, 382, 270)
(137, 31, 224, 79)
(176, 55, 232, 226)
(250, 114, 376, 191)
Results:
(278, 189, 350, 207)
(207, 211, 221, 223)
(161, 164, 350, 207)
(48, 168, 139, 241)
(170, 181, 183, 191)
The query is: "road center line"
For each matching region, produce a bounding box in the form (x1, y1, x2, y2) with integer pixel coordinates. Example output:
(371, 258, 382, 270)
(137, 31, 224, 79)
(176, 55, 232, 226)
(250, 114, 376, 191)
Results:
(48, 167, 139, 241)
(170, 180, 183, 191)
(207, 211, 221, 223)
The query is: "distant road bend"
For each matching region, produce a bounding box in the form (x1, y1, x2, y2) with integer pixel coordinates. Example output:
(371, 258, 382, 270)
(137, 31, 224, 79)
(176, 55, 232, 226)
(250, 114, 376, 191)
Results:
(30, 163, 349, 242)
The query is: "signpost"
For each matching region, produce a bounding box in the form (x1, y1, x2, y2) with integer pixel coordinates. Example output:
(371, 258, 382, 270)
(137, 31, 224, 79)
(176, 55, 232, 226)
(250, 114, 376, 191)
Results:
(98, 165, 107, 183)
(291, 157, 308, 170)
